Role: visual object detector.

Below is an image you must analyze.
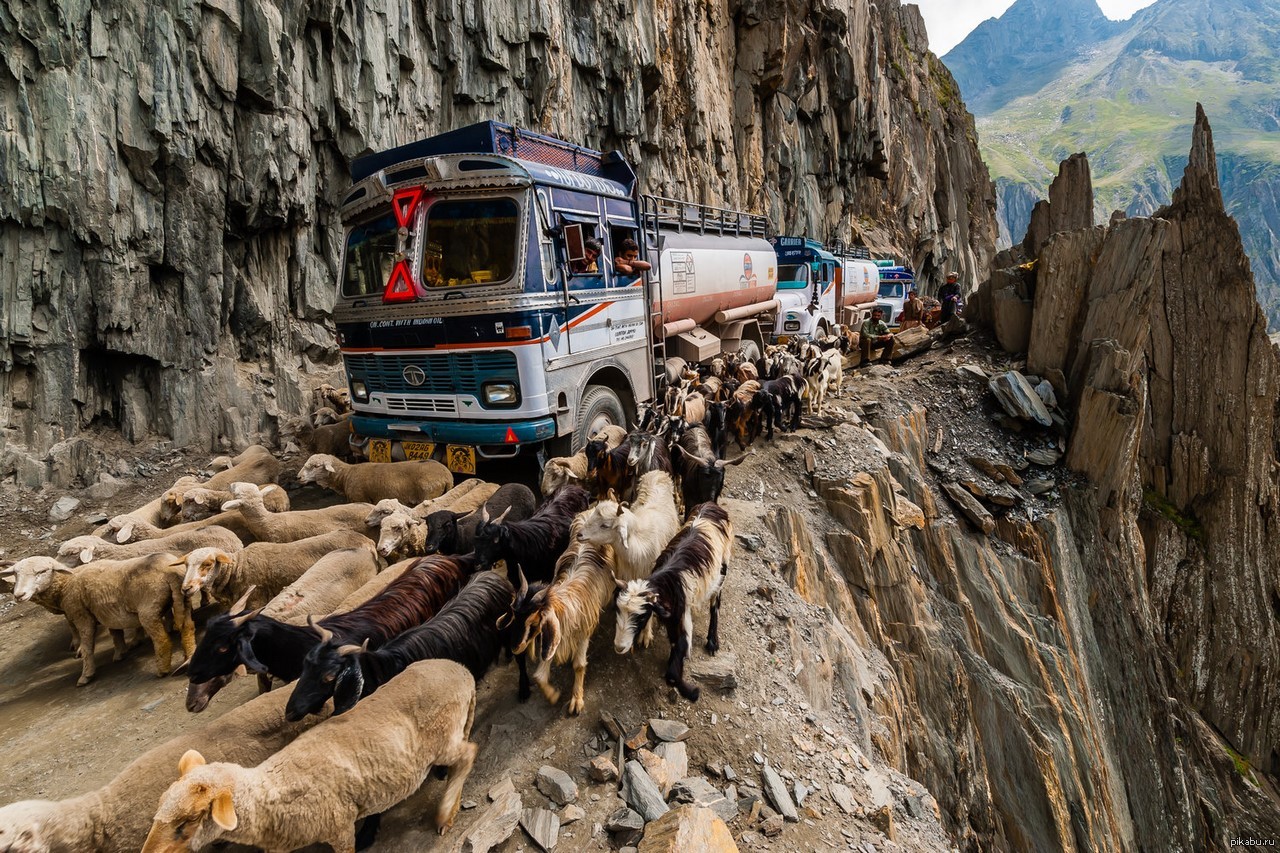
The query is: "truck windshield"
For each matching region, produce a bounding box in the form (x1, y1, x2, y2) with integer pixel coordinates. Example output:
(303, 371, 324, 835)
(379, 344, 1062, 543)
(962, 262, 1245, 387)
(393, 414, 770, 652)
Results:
(777, 264, 809, 288)
(878, 282, 906, 299)
(340, 214, 399, 298)
(422, 198, 519, 288)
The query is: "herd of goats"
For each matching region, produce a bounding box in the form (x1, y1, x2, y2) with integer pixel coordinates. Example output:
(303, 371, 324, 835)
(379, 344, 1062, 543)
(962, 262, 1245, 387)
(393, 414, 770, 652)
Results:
(0, 335, 853, 853)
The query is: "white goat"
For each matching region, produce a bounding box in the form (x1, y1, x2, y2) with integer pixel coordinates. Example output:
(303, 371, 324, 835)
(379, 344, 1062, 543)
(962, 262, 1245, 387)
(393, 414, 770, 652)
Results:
(577, 470, 680, 581)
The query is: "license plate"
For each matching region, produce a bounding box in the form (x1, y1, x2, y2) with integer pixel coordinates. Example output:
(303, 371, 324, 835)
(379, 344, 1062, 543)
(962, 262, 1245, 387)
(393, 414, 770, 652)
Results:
(366, 438, 392, 463)
(402, 440, 436, 461)
(445, 444, 476, 475)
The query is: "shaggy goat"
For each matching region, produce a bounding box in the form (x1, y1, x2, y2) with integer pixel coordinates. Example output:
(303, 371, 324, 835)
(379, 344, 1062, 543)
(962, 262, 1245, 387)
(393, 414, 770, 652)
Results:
(577, 471, 680, 582)
(285, 571, 517, 721)
(671, 425, 748, 512)
(422, 482, 537, 555)
(613, 502, 733, 701)
(503, 527, 615, 716)
(144, 660, 477, 852)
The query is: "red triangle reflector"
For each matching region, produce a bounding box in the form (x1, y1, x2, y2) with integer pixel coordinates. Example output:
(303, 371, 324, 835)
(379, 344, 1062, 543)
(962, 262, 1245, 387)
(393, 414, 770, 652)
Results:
(392, 187, 423, 227)
(504, 428, 519, 444)
(383, 261, 417, 303)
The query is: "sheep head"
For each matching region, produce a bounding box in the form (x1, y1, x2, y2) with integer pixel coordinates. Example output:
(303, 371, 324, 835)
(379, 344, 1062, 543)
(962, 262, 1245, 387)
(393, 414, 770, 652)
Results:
(376, 512, 418, 558)
(422, 510, 460, 554)
(57, 535, 108, 565)
(179, 548, 233, 595)
(180, 488, 223, 522)
(107, 514, 151, 544)
(296, 454, 337, 486)
(220, 482, 264, 511)
(7, 557, 72, 602)
(142, 751, 237, 853)
(539, 460, 580, 497)
(365, 498, 406, 529)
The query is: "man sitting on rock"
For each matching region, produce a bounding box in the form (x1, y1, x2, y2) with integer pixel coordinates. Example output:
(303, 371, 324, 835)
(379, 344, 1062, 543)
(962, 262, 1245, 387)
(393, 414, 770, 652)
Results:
(939, 271, 962, 323)
(859, 308, 896, 365)
(899, 289, 924, 329)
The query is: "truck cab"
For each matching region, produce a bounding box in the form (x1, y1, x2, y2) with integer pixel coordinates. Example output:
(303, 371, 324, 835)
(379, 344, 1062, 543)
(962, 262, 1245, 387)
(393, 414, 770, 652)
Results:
(771, 237, 838, 340)
(873, 265, 915, 328)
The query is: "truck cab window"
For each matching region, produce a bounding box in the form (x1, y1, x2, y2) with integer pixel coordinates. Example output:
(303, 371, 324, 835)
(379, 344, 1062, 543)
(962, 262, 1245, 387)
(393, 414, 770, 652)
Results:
(421, 198, 519, 288)
(340, 214, 399, 298)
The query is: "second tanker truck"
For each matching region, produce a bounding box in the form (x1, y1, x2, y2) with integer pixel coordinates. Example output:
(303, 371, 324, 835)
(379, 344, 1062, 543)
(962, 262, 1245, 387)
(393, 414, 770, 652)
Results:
(333, 121, 820, 467)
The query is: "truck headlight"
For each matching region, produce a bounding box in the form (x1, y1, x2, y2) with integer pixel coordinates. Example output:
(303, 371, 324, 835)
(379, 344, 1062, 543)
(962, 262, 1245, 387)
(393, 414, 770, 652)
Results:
(483, 382, 518, 406)
(350, 379, 369, 402)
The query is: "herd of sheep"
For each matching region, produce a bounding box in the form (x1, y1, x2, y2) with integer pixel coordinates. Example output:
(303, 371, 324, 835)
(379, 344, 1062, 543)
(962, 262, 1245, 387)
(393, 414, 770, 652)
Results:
(0, 387, 754, 851)
(0, 337, 854, 851)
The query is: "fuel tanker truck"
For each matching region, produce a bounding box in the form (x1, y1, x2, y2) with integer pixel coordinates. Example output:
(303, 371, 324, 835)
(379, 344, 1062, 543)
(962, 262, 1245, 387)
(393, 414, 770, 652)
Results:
(332, 121, 782, 467)
(769, 237, 880, 340)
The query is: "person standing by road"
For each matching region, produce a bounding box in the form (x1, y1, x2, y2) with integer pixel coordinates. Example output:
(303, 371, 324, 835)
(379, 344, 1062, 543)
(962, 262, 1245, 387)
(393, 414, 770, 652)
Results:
(939, 271, 962, 323)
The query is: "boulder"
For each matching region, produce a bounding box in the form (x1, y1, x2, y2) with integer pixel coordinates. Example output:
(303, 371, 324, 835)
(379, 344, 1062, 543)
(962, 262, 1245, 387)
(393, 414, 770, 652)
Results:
(622, 760, 670, 822)
(992, 286, 1033, 353)
(536, 765, 578, 806)
(519, 807, 560, 852)
(759, 763, 798, 822)
(462, 791, 522, 853)
(988, 371, 1053, 426)
(637, 805, 738, 853)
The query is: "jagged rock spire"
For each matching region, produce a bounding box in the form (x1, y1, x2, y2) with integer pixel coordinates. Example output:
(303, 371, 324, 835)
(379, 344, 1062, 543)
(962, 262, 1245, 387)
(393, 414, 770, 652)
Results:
(1168, 103, 1224, 212)
(1020, 151, 1093, 257)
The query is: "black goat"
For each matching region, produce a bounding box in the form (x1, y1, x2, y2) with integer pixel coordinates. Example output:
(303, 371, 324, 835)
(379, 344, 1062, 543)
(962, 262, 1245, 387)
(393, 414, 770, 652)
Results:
(704, 400, 729, 459)
(181, 553, 476, 712)
(612, 502, 733, 701)
(671, 425, 747, 513)
(285, 572, 518, 720)
(423, 483, 537, 554)
(473, 484, 590, 586)
(754, 375, 804, 438)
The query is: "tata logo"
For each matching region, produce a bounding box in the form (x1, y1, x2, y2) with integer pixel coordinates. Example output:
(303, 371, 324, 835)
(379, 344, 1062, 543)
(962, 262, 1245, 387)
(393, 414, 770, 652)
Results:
(402, 365, 427, 386)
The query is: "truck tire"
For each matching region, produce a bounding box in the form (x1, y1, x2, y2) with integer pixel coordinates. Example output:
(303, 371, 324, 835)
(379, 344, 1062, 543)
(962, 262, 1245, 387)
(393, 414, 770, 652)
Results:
(573, 386, 627, 452)
(739, 339, 761, 362)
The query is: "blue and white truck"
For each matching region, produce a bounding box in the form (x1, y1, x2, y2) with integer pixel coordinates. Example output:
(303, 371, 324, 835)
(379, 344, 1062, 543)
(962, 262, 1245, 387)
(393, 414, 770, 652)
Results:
(331, 122, 780, 469)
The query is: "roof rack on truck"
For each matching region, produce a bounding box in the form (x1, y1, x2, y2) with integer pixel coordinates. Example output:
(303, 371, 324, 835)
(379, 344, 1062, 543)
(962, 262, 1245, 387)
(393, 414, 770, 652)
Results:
(644, 195, 770, 239)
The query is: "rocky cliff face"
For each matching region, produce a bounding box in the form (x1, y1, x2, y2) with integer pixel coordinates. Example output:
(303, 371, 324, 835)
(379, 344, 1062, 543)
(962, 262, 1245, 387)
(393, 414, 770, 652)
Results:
(0, 0, 995, 485)
(937, 107, 1280, 848)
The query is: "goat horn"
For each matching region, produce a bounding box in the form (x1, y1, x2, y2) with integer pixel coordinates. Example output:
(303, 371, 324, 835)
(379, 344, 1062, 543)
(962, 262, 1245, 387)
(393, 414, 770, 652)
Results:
(228, 585, 257, 615)
(171, 658, 190, 676)
(517, 566, 529, 599)
(479, 505, 490, 525)
(336, 639, 368, 657)
(230, 606, 262, 628)
(493, 506, 512, 525)
(613, 574, 627, 592)
(307, 615, 334, 645)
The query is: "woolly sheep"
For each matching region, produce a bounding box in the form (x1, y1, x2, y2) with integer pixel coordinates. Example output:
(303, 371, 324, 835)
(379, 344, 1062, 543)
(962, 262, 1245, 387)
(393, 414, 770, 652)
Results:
(104, 504, 258, 545)
(0, 685, 327, 853)
(375, 508, 429, 560)
(6, 554, 194, 685)
(220, 482, 374, 543)
(577, 470, 681, 581)
(58, 525, 243, 567)
(90, 475, 200, 537)
(159, 447, 281, 525)
(179, 528, 373, 609)
(298, 453, 453, 504)
(180, 483, 289, 522)
(260, 547, 381, 626)
(143, 659, 477, 852)
(363, 478, 497, 528)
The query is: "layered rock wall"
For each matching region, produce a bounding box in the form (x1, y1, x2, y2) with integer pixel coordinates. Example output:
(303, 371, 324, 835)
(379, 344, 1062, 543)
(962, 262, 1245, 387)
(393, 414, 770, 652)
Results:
(0, 0, 995, 484)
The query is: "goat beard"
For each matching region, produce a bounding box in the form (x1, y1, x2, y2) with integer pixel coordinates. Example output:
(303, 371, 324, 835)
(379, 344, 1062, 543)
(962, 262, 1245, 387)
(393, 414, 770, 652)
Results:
(332, 663, 366, 715)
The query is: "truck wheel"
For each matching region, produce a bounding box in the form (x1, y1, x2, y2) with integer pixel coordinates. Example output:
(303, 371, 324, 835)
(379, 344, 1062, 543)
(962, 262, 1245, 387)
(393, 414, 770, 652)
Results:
(573, 386, 626, 452)
(739, 340, 761, 362)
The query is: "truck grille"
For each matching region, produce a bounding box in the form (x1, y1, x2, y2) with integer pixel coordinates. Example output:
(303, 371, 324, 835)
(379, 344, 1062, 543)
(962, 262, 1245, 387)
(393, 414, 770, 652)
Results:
(344, 351, 517, 397)
(385, 395, 458, 414)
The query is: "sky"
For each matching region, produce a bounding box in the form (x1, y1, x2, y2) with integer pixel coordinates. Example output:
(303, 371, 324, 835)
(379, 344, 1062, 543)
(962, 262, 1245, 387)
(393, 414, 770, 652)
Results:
(915, 0, 1160, 55)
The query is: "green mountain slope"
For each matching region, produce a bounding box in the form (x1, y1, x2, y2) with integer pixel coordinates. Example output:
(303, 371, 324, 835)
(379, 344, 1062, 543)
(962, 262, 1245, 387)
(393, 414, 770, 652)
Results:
(946, 0, 1280, 327)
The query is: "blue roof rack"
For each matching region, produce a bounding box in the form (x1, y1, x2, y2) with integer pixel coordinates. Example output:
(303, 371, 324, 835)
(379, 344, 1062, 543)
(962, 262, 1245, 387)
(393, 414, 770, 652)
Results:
(350, 122, 637, 193)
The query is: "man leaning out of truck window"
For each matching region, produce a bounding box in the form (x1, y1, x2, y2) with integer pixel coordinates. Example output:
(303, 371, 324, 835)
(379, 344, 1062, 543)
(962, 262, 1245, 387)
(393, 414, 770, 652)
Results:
(614, 238, 652, 284)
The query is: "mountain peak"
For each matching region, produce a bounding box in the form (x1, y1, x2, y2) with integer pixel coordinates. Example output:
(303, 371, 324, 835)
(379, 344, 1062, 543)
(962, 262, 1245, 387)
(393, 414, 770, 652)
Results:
(943, 0, 1120, 113)
(1168, 104, 1224, 213)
